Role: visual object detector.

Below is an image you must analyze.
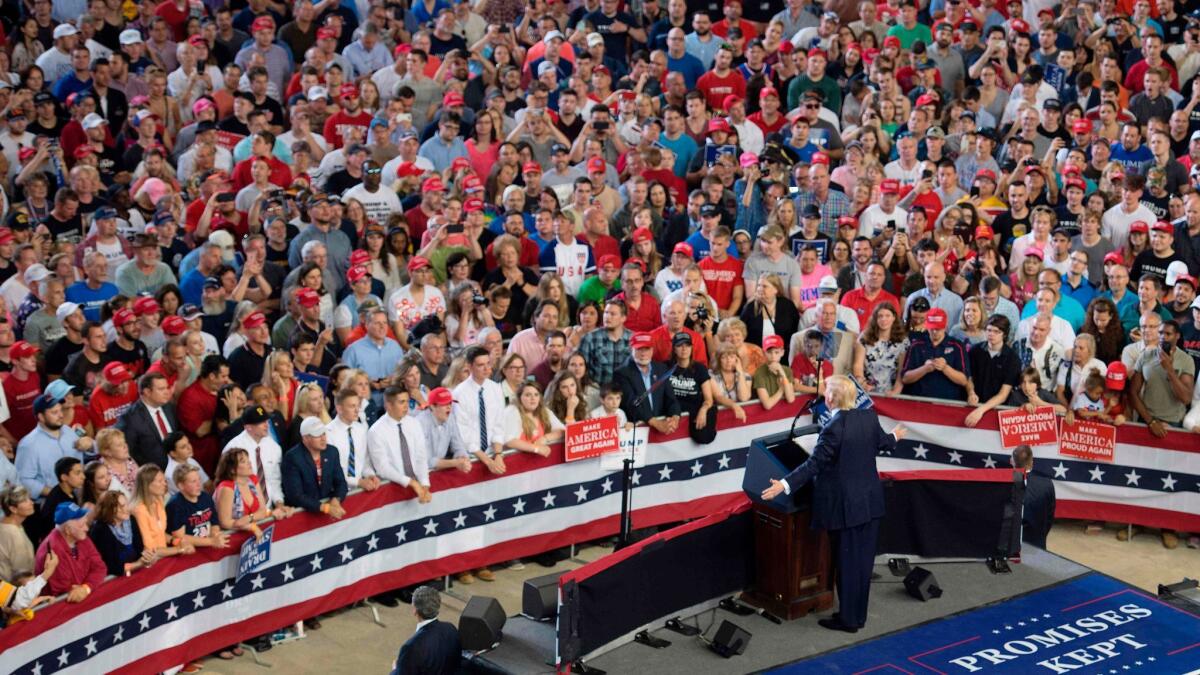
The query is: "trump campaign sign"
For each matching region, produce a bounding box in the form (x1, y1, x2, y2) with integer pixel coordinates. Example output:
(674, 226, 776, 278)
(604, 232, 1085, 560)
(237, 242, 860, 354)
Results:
(1059, 419, 1117, 463)
(564, 415, 620, 462)
(997, 407, 1059, 449)
(236, 525, 274, 582)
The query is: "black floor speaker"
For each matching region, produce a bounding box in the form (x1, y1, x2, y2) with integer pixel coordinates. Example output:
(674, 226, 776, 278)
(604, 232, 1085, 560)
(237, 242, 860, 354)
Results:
(521, 572, 562, 620)
(710, 620, 751, 658)
(459, 596, 507, 651)
(903, 567, 943, 601)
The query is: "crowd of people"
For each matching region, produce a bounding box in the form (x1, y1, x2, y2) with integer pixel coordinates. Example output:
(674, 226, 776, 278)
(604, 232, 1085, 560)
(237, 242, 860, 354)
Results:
(0, 0, 1199, 661)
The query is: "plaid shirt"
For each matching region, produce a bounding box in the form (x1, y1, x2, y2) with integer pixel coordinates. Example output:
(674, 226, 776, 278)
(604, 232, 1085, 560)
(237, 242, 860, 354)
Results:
(578, 327, 632, 386)
(794, 189, 853, 238)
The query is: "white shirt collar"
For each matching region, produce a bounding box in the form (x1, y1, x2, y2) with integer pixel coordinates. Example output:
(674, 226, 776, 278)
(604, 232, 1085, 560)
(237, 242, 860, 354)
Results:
(415, 618, 436, 633)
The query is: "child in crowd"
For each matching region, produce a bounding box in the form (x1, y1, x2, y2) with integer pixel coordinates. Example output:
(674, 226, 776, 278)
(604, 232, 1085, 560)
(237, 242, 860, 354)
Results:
(0, 551, 57, 625)
(589, 383, 630, 428)
(753, 335, 796, 410)
(790, 329, 833, 396)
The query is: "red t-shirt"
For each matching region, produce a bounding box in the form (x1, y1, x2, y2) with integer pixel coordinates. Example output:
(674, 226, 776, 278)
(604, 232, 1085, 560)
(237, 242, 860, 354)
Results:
(155, 1, 190, 41)
(579, 234, 620, 263)
(404, 204, 434, 245)
(840, 288, 901, 328)
(696, 70, 747, 111)
(177, 381, 220, 472)
(620, 291, 661, 333)
(322, 109, 374, 149)
(650, 326, 709, 366)
(485, 236, 541, 270)
(698, 255, 744, 311)
(2, 371, 41, 440)
(790, 353, 833, 388)
(231, 155, 293, 192)
(87, 385, 138, 429)
(747, 111, 787, 137)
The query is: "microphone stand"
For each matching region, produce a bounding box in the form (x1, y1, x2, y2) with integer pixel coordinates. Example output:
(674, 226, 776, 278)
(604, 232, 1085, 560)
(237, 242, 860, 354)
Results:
(618, 363, 676, 549)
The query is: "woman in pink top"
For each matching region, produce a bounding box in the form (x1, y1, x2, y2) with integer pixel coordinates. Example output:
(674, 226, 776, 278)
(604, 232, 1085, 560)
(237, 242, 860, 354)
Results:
(466, 111, 502, 180)
(501, 382, 565, 458)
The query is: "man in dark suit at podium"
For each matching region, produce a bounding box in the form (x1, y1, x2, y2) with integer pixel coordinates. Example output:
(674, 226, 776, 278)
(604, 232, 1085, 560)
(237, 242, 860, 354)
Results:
(1012, 444, 1056, 548)
(761, 374, 907, 634)
(612, 331, 681, 434)
(390, 586, 461, 675)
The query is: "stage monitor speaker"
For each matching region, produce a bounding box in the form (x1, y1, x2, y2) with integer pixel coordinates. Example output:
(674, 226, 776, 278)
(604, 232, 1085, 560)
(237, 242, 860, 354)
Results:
(460, 596, 507, 651)
(903, 567, 943, 601)
(522, 572, 562, 620)
(709, 620, 751, 658)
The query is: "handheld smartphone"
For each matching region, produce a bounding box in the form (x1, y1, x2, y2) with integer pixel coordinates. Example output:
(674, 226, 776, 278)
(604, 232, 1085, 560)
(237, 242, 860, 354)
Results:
(447, 223, 464, 234)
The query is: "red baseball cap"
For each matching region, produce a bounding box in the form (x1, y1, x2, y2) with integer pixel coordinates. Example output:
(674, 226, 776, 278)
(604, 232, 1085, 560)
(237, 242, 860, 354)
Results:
(883, 35, 901, 49)
(463, 196, 485, 213)
(673, 242, 694, 258)
(102, 361, 133, 383)
(762, 335, 784, 351)
(810, 151, 830, 166)
(1072, 119, 1093, 134)
(807, 47, 827, 59)
(251, 16, 275, 32)
(461, 174, 484, 192)
(132, 296, 160, 316)
(722, 94, 743, 112)
(1065, 177, 1086, 191)
(295, 288, 321, 308)
(599, 254, 621, 269)
(112, 308, 137, 327)
(925, 308, 948, 330)
(1175, 274, 1198, 288)
(339, 84, 358, 99)
(1011, 18, 1030, 33)
(407, 256, 432, 272)
(350, 249, 371, 267)
(630, 332, 654, 349)
(243, 311, 268, 329)
(443, 91, 465, 107)
(347, 266, 369, 283)
(631, 227, 653, 244)
(708, 117, 732, 134)
(0, 228, 13, 245)
(1105, 362, 1127, 390)
(428, 387, 455, 406)
(522, 161, 543, 175)
(1103, 251, 1125, 266)
(73, 145, 95, 160)
(759, 87, 779, 101)
(393, 43, 412, 57)
(187, 34, 206, 47)
(976, 168, 997, 182)
(778, 41, 794, 55)
(317, 27, 337, 40)
(10, 340, 38, 359)
(1151, 221, 1173, 233)
(421, 176, 446, 193)
(915, 93, 937, 108)
(1024, 247, 1045, 260)
(450, 156, 471, 173)
(975, 225, 994, 240)
(396, 162, 423, 179)
(587, 157, 606, 174)
(161, 315, 187, 336)
(1130, 221, 1150, 234)
(880, 179, 900, 194)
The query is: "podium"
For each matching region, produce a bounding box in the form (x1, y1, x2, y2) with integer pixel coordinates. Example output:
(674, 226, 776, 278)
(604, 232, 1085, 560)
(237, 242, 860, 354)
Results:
(739, 430, 834, 620)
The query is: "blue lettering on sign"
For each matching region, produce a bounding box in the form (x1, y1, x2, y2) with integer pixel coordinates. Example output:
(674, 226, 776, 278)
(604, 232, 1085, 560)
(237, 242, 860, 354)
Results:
(237, 525, 275, 582)
(811, 379, 874, 426)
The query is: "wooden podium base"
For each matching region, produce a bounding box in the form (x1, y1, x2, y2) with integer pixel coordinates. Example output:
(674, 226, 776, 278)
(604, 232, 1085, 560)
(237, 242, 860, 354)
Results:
(740, 503, 835, 621)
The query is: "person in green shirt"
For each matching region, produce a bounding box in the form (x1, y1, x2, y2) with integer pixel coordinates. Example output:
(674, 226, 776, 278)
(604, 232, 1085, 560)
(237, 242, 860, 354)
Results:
(886, 1, 932, 50)
(577, 254, 623, 306)
(787, 48, 842, 114)
(752, 334, 796, 410)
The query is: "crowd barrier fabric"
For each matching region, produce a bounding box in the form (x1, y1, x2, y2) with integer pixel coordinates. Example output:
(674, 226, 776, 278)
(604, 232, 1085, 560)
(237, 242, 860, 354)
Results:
(0, 394, 1195, 672)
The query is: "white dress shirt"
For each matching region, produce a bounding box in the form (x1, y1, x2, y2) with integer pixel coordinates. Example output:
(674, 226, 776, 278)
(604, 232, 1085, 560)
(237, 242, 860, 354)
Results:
(223, 430, 284, 506)
(452, 377, 506, 455)
(366, 413, 429, 488)
(413, 409, 469, 470)
(326, 416, 375, 488)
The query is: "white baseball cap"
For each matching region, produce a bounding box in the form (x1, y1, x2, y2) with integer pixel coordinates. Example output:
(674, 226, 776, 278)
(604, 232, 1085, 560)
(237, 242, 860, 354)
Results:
(1166, 259, 1189, 287)
(53, 24, 79, 40)
(25, 263, 50, 283)
(300, 417, 327, 438)
(543, 30, 564, 44)
(56, 302, 81, 322)
(82, 113, 107, 130)
(119, 29, 143, 45)
(817, 275, 839, 292)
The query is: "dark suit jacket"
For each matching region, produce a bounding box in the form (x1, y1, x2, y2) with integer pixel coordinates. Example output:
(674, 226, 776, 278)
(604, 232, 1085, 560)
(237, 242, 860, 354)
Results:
(1022, 470, 1057, 549)
(115, 400, 179, 469)
(390, 620, 462, 675)
(612, 359, 681, 424)
(281, 444, 348, 513)
(782, 408, 895, 531)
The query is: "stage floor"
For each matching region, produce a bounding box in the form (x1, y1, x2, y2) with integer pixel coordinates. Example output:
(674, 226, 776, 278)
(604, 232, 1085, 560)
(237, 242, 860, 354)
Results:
(583, 547, 1092, 674)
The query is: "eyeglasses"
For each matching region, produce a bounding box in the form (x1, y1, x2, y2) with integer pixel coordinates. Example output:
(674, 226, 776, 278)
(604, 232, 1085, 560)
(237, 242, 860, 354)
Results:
(365, 168, 382, 175)
(804, 103, 819, 109)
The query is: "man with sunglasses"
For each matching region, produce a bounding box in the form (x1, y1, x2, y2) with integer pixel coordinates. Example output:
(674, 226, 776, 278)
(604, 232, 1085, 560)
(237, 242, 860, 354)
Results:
(343, 160, 402, 226)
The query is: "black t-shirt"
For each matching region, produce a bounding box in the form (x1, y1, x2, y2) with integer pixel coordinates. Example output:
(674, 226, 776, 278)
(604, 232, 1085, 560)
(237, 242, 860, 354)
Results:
(254, 96, 286, 130)
(429, 33, 466, 57)
(107, 338, 150, 377)
(482, 266, 540, 333)
(668, 361, 710, 415)
(991, 210, 1031, 255)
(323, 169, 361, 196)
(166, 491, 217, 538)
(0, 259, 15, 285)
(229, 344, 270, 389)
(44, 336, 83, 378)
(63, 351, 107, 390)
(160, 237, 191, 271)
(1131, 248, 1184, 283)
(218, 117, 251, 136)
(1054, 205, 1084, 239)
(29, 118, 65, 138)
(1141, 192, 1170, 222)
(45, 211, 84, 244)
(201, 300, 238, 340)
(584, 10, 639, 58)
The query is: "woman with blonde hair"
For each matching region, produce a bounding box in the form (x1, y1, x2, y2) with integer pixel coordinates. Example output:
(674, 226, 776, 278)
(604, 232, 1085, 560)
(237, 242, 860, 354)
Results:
(442, 355, 471, 389)
(522, 272, 576, 329)
(96, 428, 139, 498)
(739, 273, 800, 361)
(262, 349, 300, 421)
(285, 383, 330, 448)
(501, 381, 565, 457)
(130, 464, 194, 558)
(710, 344, 753, 408)
(717, 317, 767, 374)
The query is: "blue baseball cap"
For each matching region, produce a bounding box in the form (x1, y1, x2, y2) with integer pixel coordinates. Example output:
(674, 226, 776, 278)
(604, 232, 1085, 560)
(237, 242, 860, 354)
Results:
(54, 502, 90, 525)
(153, 211, 176, 226)
(44, 380, 74, 403)
(93, 206, 118, 220)
(32, 393, 59, 415)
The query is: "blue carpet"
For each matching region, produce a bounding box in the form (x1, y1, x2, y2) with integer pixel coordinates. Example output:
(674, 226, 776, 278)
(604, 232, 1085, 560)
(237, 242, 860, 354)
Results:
(767, 573, 1200, 674)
